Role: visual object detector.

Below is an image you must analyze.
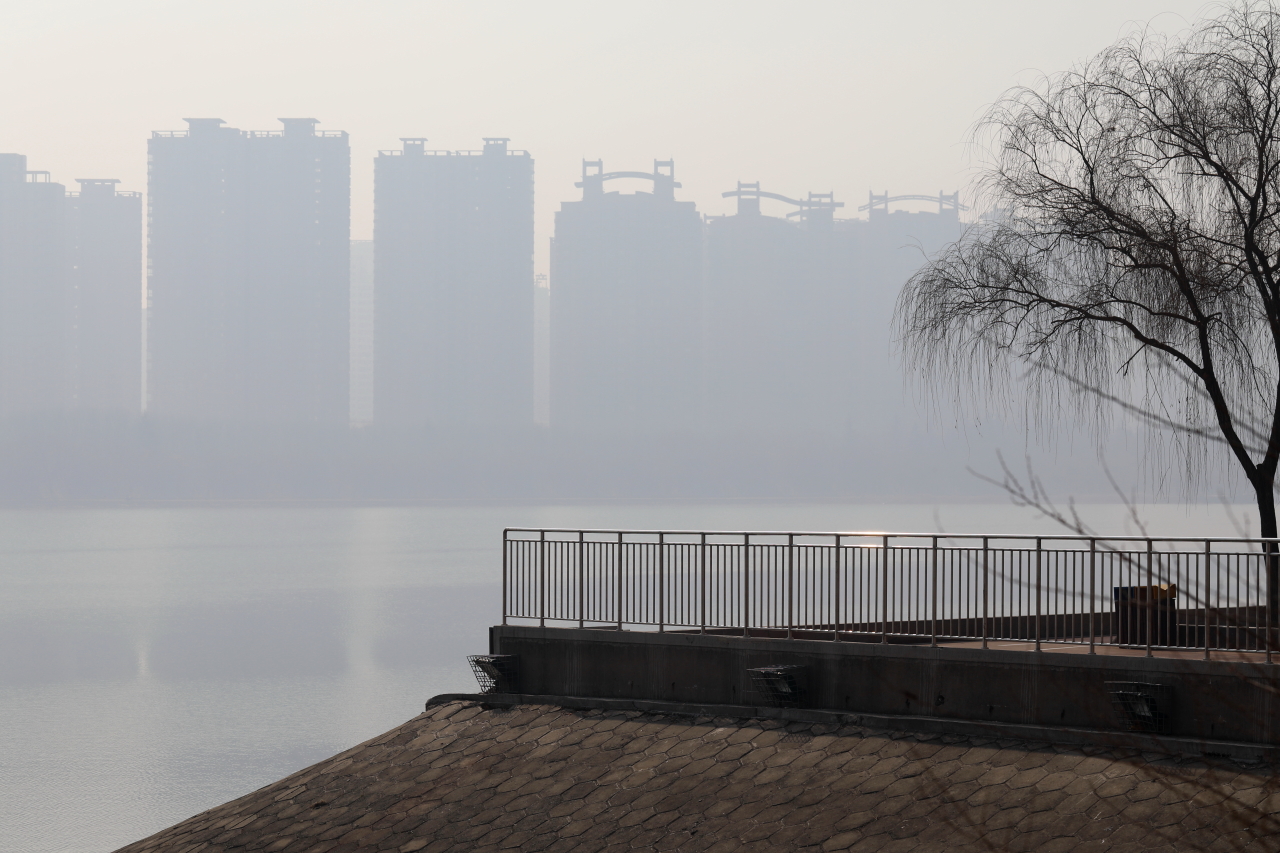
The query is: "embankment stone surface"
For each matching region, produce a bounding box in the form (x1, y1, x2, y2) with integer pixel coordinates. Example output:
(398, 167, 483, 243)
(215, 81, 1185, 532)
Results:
(114, 700, 1280, 852)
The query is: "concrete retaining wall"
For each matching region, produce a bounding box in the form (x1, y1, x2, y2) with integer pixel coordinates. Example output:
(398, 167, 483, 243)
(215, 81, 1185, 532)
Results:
(492, 625, 1280, 745)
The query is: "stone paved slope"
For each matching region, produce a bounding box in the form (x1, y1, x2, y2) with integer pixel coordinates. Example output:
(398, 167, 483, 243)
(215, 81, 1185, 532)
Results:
(114, 700, 1280, 853)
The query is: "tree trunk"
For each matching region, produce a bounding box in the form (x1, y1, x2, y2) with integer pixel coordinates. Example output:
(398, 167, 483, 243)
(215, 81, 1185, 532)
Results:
(1253, 479, 1277, 656)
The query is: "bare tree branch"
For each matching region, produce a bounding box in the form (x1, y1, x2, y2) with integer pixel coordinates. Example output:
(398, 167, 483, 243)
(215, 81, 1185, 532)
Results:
(898, 2, 1280, 564)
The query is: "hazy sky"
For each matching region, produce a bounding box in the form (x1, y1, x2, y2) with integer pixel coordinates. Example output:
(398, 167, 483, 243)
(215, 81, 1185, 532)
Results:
(4, 0, 1212, 273)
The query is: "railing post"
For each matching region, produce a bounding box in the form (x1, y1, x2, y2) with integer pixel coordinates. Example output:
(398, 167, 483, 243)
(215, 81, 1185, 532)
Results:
(1152, 537, 1162, 655)
(502, 529, 509, 626)
(539, 529, 547, 628)
(787, 533, 794, 640)
(742, 533, 750, 638)
(1204, 539, 1211, 661)
(930, 536, 938, 648)
(1088, 538, 1096, 654)
(659, 533, 666, 633)
(834, 535, 842, 642)
(578, 531, 585, 629)
(981, 537, 989, 650)
(881, 535, 889, 644)
(616, 532, 623, 631)
(700, 533, 707, 635)
(1259, 535, 1269, 660)
(1034, 538, 1042, 652)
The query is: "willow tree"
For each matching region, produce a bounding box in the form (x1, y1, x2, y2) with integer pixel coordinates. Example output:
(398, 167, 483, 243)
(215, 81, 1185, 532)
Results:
(900, 3, 1280, 569)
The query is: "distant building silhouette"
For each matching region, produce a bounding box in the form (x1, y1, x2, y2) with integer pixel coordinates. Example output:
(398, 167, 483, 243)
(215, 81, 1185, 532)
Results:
(374, 137, 534, 428)
(702, 186, 965, 438)
(0, 158, 143, 420)
(703, 184, 856, 435)
(147, 118, 350, 425)
(550, 160, 703, 432)
(0, 155, 72, 417)
(68, 179, 143, 415)
(533, 273, 550, 426)
(350, 239, 374, 427)
(852, 193, 965, 422)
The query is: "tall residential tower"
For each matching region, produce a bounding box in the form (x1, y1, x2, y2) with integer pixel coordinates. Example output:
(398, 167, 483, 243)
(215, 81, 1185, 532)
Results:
(68, 179, 143, 414)
(374, 137, 534, 428)
(147, 118, 350, 425)
(550, 160, 703, 433)
(0, 155, 72, 417)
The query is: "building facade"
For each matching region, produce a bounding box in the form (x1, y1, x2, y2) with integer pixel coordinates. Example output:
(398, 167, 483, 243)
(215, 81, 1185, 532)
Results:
(0, 157, 142, 419)
(147, 118, 350, 426)
(550, 160, 703, 433)
(373, 137, 534, 428)
(68, 179, 143, 415)
(703, 185, 857, 436)
(0, 155, 73, 418)
(349, 239, 374, 427)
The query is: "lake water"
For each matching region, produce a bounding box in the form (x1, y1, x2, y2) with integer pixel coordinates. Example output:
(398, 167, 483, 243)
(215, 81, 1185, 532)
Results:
(0, 501, 1259, 853)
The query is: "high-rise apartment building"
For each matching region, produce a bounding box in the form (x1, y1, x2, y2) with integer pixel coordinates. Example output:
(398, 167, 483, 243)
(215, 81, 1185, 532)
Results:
(0, 155, 73, 417)
(373, 137, 534, 428)
(550, 160, 703, 433)
(68, 179, 143, 414)
(147, 118, 350, 425)
(349, 239, 374, 427)
(0, 158, 142, 419)
(703, 185, 852, 435)
(703, 186, 964, 438)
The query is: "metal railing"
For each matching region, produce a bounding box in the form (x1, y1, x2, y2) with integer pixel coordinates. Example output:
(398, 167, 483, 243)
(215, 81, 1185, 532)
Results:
(502, 528, 1279, 662)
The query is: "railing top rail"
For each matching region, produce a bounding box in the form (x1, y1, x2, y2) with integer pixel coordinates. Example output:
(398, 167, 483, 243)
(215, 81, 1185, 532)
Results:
(503, 526, 1280, 545)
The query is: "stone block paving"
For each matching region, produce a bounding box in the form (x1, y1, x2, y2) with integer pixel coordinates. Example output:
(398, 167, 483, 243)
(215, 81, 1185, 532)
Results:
(115, 701, 1280, 852)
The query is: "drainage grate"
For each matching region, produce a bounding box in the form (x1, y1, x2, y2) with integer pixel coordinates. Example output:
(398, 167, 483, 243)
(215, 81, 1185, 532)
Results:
(1105, 681, 1173, 734)
(468, 655, 520, 694)
(747, 665, 808, 709)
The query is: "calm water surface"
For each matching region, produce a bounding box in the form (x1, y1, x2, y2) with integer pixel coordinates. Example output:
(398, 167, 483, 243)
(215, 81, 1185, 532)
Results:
(0, 501, 1256, 853)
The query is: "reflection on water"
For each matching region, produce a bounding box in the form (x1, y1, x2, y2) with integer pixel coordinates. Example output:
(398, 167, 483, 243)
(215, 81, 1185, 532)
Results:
(0, 502, 1254, 853)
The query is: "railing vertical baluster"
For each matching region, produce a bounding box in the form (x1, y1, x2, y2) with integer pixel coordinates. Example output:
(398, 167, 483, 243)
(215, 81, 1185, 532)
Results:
(700, 533, 707, 634)
(834, 535, 842, 642)
(1089, 538, 1096, 654)
(539, 530, 547, 627)
(659, 533, 665, 633)
(502, 529, 509, 626)
(881, 535, 889, 644)
(787, 534, 794, 639)
(1259, 535, 1269, 660)
(742, 534, 750, 638)
(981, 537, 989, 650)
(1204, 539, 1212, 661)
(578, 531, 585, 628)
(1034, 538, 1042, 652)
(930, 536, 938, 648)
(1152, 537, 1162, 655)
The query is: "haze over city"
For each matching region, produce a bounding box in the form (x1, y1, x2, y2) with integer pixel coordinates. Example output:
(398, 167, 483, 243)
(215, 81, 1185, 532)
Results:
(0, 0, 1235, 504)
(14, 3, 1280, 852)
